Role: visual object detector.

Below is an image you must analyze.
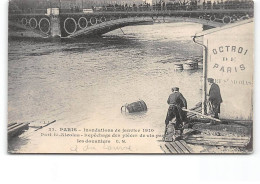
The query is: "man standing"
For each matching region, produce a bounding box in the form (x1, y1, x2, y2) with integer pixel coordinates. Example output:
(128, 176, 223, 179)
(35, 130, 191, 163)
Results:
(165, 87, 187, 130)
(207, 78, 223, 119)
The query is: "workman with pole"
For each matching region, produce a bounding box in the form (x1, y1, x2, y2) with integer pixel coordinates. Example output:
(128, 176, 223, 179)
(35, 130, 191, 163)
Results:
(207, 78, 222, 119)
(165, 87, 187, 130)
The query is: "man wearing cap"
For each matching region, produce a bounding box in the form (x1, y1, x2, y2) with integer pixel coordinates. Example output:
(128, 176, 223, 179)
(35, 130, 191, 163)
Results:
(165, 87, 187, 129)
(207, 78, 223, 119)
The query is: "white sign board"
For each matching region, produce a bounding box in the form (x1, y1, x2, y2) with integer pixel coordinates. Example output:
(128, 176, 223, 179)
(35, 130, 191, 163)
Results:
(203, 20, 254, 120)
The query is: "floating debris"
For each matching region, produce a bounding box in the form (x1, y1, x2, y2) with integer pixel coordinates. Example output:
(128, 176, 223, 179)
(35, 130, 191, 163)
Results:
(173, 63, 183, 70)
(183, 60, 199, 70)
(173, 59, 202, 71)
(121, 100, 147, 113)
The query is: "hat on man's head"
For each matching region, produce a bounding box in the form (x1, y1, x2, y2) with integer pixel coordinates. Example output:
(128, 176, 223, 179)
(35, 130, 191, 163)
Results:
(172, 87, 179, 91)
(207, 78, 214, 83)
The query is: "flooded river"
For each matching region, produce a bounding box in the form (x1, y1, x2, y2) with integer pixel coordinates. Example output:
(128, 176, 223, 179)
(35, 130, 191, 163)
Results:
(8, 22, 203, 152)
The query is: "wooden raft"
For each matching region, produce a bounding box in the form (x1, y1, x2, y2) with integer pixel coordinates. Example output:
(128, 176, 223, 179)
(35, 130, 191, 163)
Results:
(8, 122, 30, 139)
(160, 140, 194, 154)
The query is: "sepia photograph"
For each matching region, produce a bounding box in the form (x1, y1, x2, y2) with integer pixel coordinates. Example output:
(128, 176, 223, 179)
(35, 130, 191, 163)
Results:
(8, 0, 254, 154)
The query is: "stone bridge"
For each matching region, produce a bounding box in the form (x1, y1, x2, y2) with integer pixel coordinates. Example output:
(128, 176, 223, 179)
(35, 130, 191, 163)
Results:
(8, 9, 254, 38)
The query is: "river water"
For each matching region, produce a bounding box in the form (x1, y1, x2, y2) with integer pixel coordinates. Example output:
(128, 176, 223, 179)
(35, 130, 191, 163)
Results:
(8, 22, 203, 153)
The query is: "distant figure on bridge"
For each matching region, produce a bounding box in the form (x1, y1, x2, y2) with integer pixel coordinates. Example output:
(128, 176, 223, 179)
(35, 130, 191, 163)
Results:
(165, 87, 187, 130)
(207, 78, 223, 119)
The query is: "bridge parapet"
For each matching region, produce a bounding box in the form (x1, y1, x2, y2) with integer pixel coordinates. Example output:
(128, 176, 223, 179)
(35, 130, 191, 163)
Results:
(9, 9, 254, 38)
(9, 14, 52, 37)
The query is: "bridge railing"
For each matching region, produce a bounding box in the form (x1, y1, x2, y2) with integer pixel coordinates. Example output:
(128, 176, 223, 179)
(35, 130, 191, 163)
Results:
(9, 0, 254, 15)
(9, 9, 47, 15)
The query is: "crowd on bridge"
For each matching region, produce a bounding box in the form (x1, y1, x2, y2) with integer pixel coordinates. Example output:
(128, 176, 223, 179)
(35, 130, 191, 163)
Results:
(9, 0, 254, 14)
(94, 0, 254, 12)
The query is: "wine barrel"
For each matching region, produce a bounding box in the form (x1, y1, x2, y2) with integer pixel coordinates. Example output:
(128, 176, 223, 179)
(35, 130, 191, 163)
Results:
(174, 63, 183, 70)
(123, 100, 147, 113)
(183, 60, 198, 70)
(198, 62, 203, 69)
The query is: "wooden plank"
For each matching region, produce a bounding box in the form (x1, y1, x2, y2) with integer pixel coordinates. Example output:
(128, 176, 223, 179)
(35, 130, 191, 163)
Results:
(189, 106, 201, 111)
(186, 141, 247, 147)
(192, 124, 250, 135)
(183, 108, 221, 122)
(187, 136, 249, 141)
(8, 122, 18, 127)
(175, 141, 190, 153)
(179, 140, 194, 153)
(186, 139, 250, 146)
(8, 123, 29, 133)
(188, 111, 202, 119)
(190, 104, 202, 110)
(191, 109, 202, 113)
(186, 139, 249, 147)
(162, 144, 173, 153)
(188, 114, 197, 118)
(190, 107, 200, 111)
(170, 142, 183, 153)
(8, 123, 23, 131)
(8, 123, 29, 138)
(188, 135, 250, 140)
(160, 144, 171, 154)
(165, 142, 178, 153)
(187, 139, 249, 144)
(184, 104, 202, 119)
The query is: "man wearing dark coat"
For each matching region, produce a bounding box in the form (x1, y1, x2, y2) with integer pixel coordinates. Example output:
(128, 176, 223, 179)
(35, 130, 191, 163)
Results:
(207, 78, 223, 119)
(165, 87, 187, 129)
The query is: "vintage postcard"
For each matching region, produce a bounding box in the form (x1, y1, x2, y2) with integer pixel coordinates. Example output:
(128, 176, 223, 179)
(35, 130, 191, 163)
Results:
(8, 0, 254, 154)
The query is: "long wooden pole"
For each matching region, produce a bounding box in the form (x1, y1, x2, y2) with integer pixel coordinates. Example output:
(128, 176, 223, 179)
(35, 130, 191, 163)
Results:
(169, 104, 221, 122)
(182, 108, 221, 122)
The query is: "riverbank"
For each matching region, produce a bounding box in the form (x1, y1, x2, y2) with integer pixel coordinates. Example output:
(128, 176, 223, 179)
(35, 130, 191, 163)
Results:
(161, 120, 253, 154)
